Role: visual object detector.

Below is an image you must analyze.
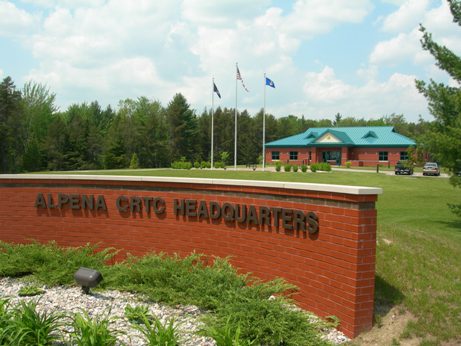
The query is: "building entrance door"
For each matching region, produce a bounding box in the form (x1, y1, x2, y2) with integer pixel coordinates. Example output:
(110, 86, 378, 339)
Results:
(322, 151, 341, 165)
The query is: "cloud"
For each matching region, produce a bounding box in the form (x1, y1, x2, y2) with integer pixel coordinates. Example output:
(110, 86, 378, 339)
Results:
(284, 0, 372, 38)
(369, 29, 431, 66)
(181, 0, 270, 26)
(300, 65, 427, 120)
(26, 56, 177, 109)
(19, 0, 106, 9)
(7, 0, 426, 122)
(0, 1, 37, 37)
(0, 68, 3, 79)
(382, 0, 430, 32)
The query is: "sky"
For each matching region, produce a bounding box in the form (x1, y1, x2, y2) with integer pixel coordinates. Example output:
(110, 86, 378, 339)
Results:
(0, 0, 460, 122)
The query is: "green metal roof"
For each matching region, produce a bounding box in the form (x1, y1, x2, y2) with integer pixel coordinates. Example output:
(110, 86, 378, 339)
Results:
(265, 126, 415, 148)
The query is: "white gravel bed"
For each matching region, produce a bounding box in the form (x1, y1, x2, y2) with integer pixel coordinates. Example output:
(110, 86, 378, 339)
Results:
(0, 277, 349, 345)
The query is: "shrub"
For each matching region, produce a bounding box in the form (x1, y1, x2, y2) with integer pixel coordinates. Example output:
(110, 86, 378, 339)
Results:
(131, 314, 178, 346)
(70, 310, 117, 346)
(18, 285, 45, 297)
(284, 164, 291, 172)
(293, 165, 299, 172)
(320, 162, 332, 171)
(0, 241, 115, 286)
(345, 161, 351, 168)
(171, 160, 192, 170)
(129, 153, 139, 169)
(0, 299, 13, 345)
(125, 304, 150, 325)
(310, 163, 331, 172)
(275, 162, 282, 172)
(214, 161, 224, 169)
(7, 301, 64, 346)
(200, 161, 208, 169)
(194, 161, 200, 169)
(301, 164, 307, 173)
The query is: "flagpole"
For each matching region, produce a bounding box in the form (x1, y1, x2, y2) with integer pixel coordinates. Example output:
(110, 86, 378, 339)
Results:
(211, 77, 214, 170)
(263, 73, 266, 171)
(234, 63, 238, 171)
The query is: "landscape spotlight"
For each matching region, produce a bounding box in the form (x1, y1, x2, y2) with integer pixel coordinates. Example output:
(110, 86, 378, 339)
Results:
(74, 267, 103, 294)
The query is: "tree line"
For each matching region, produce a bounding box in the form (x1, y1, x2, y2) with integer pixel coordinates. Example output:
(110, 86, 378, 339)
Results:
(0, 76, 431, 173)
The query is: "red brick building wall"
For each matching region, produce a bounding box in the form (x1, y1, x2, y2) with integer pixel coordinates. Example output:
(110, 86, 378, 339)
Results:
(266, 146, 409, 166)
(0, 175, 381, 338)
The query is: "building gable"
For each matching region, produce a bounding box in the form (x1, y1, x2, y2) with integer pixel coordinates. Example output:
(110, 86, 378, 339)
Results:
(315, 132, 341, 143)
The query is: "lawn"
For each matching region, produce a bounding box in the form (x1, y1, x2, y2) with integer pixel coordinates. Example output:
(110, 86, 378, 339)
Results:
(34, 168, 461, 344)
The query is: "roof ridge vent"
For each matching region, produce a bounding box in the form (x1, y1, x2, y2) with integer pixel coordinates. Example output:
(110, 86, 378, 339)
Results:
(362, 130, 378, 139)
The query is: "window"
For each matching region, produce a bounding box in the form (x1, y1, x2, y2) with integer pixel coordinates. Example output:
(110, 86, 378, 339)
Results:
(308, 151, 312, 160)
(400, 151, 409, 161)
(271, 151, 280, 160)
(378, 151, 388, 161)
(289, 151, 298, 160)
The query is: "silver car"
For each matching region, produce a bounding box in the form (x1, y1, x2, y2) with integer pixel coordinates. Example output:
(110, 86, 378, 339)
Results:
(423, 162, 440, 176)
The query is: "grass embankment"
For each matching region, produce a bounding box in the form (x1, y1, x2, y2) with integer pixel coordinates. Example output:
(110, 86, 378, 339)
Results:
(0, 242, 330, 345)
(37, 168, 461, 345)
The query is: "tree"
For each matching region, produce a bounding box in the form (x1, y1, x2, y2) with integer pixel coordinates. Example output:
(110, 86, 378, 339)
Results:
(0, 77, 25, 173)
(129, 153, 139, 169)
(22, 81, 57, 171)
(166, 93, 198, 162)
(416, 0, 461, 215)
(333, 112, 342, 126)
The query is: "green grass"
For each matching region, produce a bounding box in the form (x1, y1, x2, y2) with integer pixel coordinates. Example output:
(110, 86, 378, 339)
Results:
(18, 168, 461, 343)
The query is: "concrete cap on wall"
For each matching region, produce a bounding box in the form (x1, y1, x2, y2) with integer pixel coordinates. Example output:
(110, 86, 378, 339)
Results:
(0, 174, 383, 195)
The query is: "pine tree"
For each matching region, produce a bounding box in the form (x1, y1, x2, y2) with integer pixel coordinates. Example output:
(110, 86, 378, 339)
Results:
(416, 0, 461, 215)
(166, 93, 198, 162)
(0, 77, 25, 173)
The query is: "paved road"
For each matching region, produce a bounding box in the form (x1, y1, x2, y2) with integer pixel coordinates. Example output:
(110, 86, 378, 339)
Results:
(331, 167, 450, 178)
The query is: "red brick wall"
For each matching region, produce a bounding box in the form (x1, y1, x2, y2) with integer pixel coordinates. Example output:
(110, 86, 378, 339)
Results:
(0, 176, 379, 338)
(265, 148, 310, 165)
(349, 147, 406, 166)
(266, 146, 409, 166)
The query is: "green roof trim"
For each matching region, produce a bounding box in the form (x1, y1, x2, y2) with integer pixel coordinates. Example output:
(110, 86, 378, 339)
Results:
(265, 126, 415, 148)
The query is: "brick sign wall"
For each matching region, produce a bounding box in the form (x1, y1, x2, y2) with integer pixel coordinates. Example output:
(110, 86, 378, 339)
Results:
(0, 175, 382, 338)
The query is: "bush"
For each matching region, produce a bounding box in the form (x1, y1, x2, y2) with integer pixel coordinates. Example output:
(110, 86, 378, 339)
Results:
(194, 161, 200, 169)
(0, 241, 115, 286)
(275, 162, 282, 172)
(310, 163, 332, 172)
(7, 301, 64, 346)
(345, 161, 351, 168)
(171, 160, 192, 170)
(0, 243, 329, 346)
(70, 310, 117, 346)
(284, 164, 291, 172)
(129, 153, 139, 169)
(293, 165, 299, 172)
(301, 164, 307, 173)
(214, 161, 225, 169)
(200, 161, 208, 169)
(320, 162, 332, 171)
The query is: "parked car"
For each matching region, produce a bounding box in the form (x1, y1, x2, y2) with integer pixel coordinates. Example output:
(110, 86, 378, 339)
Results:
(395, 161, 413, 175)
(423, 162, 440, 176)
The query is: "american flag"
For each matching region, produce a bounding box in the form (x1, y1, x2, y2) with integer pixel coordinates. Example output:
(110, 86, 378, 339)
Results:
(236, 65, 249, 92)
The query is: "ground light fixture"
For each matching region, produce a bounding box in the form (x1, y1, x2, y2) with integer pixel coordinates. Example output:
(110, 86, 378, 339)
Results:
(74, 267, 103, 294)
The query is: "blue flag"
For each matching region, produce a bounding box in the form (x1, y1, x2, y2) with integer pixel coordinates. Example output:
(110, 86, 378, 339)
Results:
(265, 77, 275, 88)
(213, 82, 221, 98)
